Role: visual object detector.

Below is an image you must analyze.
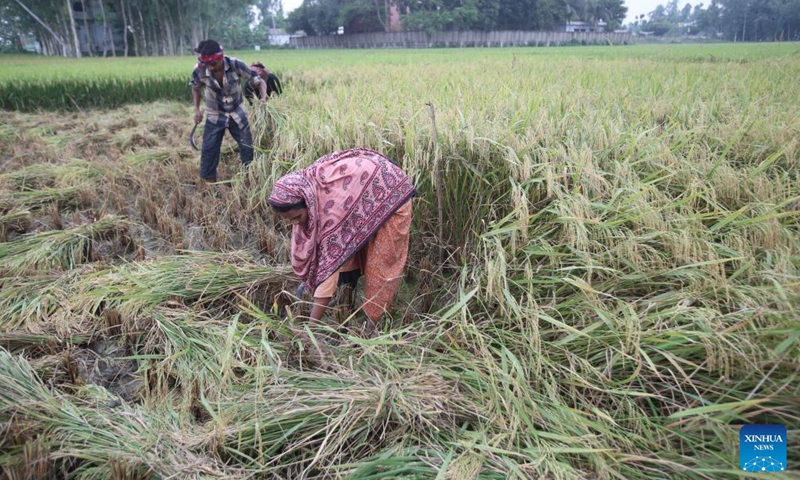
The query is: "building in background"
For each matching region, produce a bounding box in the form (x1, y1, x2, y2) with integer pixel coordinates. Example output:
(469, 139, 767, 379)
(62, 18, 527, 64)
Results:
(565, 20, 607, 33)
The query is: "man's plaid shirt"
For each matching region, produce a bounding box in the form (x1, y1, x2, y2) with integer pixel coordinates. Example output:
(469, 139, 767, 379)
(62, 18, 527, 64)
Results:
(190, 56, 264, 127)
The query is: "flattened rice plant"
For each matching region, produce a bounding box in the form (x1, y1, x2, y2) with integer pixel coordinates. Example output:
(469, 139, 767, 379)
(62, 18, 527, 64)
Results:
(0, 215, 130, 274)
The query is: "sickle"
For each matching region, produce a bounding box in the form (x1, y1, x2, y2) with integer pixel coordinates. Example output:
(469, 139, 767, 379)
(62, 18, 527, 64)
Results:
(189, 123, 199, 151)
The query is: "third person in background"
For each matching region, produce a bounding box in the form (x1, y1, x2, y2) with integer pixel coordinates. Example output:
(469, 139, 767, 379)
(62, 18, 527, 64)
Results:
(245, 61, 282, 106)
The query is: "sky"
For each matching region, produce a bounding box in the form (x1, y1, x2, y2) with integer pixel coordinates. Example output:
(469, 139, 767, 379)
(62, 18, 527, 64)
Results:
(278, 0, 672, 27)
(281, 0, 302, 16)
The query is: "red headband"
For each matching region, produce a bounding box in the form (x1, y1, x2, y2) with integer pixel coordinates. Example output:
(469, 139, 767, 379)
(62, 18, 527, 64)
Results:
(198, 50, 223, 64)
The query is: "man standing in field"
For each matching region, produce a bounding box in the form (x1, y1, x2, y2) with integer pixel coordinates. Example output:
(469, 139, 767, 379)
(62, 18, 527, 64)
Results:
(190, 39, 267, 182)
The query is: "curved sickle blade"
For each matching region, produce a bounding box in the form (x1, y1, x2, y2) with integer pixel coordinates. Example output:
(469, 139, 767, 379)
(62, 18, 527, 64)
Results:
(189, 123, 199, 151)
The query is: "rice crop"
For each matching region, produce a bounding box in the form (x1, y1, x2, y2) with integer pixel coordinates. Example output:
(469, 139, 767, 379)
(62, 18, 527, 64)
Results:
(0, 209, 31, 241)
(0, 43, 798, 479)
(0, 215, 130, 274)
(0, 158, 104, 190)
(2, 43, 798, 111)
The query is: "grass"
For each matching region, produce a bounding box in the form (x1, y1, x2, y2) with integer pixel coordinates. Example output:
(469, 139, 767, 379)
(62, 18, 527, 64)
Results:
(0, 43, 798, 479)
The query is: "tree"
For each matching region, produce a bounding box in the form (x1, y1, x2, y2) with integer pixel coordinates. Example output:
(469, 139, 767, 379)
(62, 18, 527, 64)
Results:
(588, 0, 627, 31)
(680, 2, 692, 21)
(337, 1, 378, 33)
(696, 0, 720, 33)
(215, 6, 254, 48)
(256, 0, 281, 28)
(2, 0, 74, 55)
(493, 0, 536, 30)
(714, 0, 752, 40)
(535, 0, 568, 30)
(397, 0, 482, 32)
(648, 4, 667, 21)
(287, 0, 395, 34)
(306, 0, 343, 34)
(97, 0, 113, 56)
(65, 0, 81, 56)
(286, 2, 316, 34)
(664, 0, 679, 20)
(0, 2, 27, 51)
(286, 0, 345, 35)
(691, 3, 704, 21)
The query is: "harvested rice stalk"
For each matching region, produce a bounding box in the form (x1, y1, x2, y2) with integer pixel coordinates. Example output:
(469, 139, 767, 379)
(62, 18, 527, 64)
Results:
(6, 186, 84, 210)
(72, 250, 293, 317)
(0, 159, 104, 191)
(0, 269, 90, 334)
(0, 332, 90, 354)
(0, 209, 32, 241)
(195, 366, 471, 475)
(123, 148, 187, 167)
(0, 348, 232, 479)
(0, 215, 130, 274)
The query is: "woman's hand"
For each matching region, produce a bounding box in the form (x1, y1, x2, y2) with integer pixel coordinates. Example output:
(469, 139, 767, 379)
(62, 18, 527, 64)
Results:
(309, 296, 332, 321)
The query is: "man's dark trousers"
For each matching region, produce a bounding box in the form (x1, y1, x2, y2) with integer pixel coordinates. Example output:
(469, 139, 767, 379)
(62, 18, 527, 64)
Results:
(199, 116, 253, 180)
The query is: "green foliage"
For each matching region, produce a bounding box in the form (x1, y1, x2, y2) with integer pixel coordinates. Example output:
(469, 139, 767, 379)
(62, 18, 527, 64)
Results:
(215, 10, 263, 50)
(255, 0, 286, 29)
(0, 74, 189, 111)
(285, 0, 628, 34)
(0, 54, 218, 111)
(339, 0, 386, 33)
(287, 0, 346, 35)
(399, 0, 482, 32)
(638, 0, 800, 40)
(648, 19, 674, 36)
(0, 0, 271, 56)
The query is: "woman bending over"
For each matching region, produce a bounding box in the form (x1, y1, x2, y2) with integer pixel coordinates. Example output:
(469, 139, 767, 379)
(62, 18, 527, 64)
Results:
(268, 148, 416, 334)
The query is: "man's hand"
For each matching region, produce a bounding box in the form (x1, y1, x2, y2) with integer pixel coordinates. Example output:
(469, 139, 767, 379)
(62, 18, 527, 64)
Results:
(191, 87, 203, 124)
(259, 79, 268, 103)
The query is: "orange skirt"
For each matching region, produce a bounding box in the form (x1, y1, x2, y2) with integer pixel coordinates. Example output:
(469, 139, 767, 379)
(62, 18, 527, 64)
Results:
(313, 200, 412, 321)
(361, 199, 412, 321)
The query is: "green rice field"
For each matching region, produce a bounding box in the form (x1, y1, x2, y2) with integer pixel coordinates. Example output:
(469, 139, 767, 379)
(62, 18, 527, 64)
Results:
(0, 43, 799, 479)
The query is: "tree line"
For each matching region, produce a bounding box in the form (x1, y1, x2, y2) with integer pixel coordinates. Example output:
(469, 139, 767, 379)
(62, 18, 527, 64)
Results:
(285, 0, 627, 36)
(630, 0, 800, 41)
(7, 0, 794, 56)
(0, 0, 284, 56)
(1, 0, 628, 56)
